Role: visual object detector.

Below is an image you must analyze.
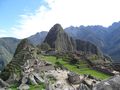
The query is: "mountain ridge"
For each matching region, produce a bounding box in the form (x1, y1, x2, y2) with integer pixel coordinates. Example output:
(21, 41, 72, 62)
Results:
(65, 21, 120, 62)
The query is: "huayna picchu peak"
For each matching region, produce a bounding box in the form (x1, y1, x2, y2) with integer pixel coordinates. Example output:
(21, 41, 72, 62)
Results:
(44, 23, 75, 51)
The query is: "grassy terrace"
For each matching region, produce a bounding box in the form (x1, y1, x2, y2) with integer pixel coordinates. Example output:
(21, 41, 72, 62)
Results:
(10, 84, 45, 90)
(41, 55, 111, 80)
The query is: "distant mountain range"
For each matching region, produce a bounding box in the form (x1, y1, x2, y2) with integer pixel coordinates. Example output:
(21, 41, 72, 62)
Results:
(28, 31, 48, 45)
(65, 21, 120, 62)
(1, 21, 120, 70)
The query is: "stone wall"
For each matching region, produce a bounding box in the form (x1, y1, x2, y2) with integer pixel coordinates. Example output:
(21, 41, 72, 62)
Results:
(39, 65, 55, 72)
(93, 67, 114, 76)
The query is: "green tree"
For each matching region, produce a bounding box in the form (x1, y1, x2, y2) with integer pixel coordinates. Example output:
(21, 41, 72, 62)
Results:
(39, 43, 50, 51)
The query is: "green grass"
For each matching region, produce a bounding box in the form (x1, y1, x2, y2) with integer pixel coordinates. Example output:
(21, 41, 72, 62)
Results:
(30, 84, 45, 90)
(10, 84, 45, 90)
(41, 55, 111, 80)
(10, 83, 45, 90)
(10, 83, 18, 90)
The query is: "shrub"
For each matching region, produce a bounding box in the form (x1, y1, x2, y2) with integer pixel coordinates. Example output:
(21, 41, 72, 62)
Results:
(39, 43, 50, 51)
(55, 61, 63, 69)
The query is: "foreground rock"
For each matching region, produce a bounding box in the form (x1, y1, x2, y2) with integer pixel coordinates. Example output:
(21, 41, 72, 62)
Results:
(68, 72, 80, 84)
(0, 78, 10, 87)
(44, 70, 101, 90)
(45, 70, 120, 90)
(78, 83, 90, 90)
(93, 75, 120, 90)
(18, 84, 30, 90)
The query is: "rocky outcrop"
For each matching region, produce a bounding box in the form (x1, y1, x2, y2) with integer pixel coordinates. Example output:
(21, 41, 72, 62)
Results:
(93, 75, 120, 90)
(18, 84, 30, 90)
(78, 83, 90, 90)
(0, 78, 10, 87)
(44, 70, 102, 90)
(112, 63, 120, 72)
(44, 24, 75, 51)
(68, 72, 80, 84)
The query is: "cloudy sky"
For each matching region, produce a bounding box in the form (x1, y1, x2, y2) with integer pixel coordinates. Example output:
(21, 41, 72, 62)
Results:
(0, 0, 120, 39)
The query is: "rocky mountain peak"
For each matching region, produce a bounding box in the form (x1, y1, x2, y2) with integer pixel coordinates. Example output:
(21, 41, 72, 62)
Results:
(13, 39, 37, 66)
(44, 23, 74, 51)
(50, 23, 64, 32)
(14, 38, 34, 56)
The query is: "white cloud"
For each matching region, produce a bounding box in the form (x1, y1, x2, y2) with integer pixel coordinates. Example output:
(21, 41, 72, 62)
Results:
(11, 0, 120, 39)
(0, 29, 11, 37)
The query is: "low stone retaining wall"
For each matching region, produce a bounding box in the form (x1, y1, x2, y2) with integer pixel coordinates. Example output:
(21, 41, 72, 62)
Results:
(93, 67, 114, 76)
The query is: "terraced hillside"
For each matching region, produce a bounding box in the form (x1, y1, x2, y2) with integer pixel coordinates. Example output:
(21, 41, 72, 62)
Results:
(40, 55, 111, 80)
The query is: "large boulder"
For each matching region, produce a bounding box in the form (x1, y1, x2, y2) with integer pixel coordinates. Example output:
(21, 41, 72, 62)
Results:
(18, 84, 30, 90)
(78, 83, 90, 90)
(0, 78, 9, 87)
(93, 75, 120, 90)
(68, 72, 80, 84)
